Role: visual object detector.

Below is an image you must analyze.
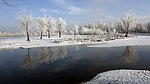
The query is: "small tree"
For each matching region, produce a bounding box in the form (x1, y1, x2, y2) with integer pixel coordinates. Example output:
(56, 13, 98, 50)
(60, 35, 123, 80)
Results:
(57, 17, 67, 38)
(18, 8, 33, 41)
(44, 16, 56, 38)
(121, 10, 137, 37)
(35, 16, 46, 39)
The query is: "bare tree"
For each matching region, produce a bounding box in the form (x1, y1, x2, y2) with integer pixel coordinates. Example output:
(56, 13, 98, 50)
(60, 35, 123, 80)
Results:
(57, 17, 67, 38)
(18, 8, 33, 41)
(121, 10, 137, 37)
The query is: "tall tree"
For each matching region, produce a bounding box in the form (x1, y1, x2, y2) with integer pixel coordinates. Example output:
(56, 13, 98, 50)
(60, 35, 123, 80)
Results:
(57, 17, 67, 38)
(121, 10, 137, 37)
(35, 16, 46, 39)
(18, 8, 33, 41)
(74, 25, 79, 38)
(44, 16, 56, 38)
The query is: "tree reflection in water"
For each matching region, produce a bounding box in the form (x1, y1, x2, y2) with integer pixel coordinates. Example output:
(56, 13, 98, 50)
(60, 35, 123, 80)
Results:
(22, 48, 37, 70)
(37, 46, 67, 64)
(122, 46, 139, 65)
(74, 46, 79, 51)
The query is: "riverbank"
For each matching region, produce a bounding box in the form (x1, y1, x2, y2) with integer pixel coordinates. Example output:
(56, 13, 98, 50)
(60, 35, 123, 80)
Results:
(89, 36, 150, 47)
(83, 69, 150, 84)
(0, 35, 150, 50)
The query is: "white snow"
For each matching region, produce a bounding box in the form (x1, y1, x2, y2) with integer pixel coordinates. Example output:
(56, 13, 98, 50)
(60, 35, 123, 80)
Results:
(88, 36, 150, 47)
(82, 69, 150, 84)
(0, 36, 97, 50)
(0, 36, 150, 49)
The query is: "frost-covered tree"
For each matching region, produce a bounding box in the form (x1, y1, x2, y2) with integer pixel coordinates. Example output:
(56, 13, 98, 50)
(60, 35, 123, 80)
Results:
(145, 22, 150, 33)
(57, 17, 67, 38)
(35, 16, 46, 39)
(116, 22, 124, 33)
(89, 23, 96, 34)
(74, 25, 79, 37)
(79, 26, 91, 35)
(121, 11, 137, 37)
(97, 20, 104, 29)
(44, 16, 56, 38)
(135, 22, 146, 33)
(18, 8, 33, 41)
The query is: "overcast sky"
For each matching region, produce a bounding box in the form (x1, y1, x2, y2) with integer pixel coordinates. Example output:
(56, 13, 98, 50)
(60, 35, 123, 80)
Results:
(0, 0, 150, 32)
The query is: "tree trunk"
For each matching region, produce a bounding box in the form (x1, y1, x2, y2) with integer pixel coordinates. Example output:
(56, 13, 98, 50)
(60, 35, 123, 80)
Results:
(40, 32, 42, 39)
(125, 32, 128, 37)
(26, 28, 30, 41)
(125, 25, 129, 37)
(48, 30, 50, 38)
(74, 32, 76, 38)
(59, 31, 61, 38)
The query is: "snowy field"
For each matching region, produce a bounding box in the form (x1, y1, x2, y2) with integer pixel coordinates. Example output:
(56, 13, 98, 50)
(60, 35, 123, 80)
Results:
(89, 36, 150, 47)
(0, 35, 101, 50)
(82, 69, 150, 84)
(0, 35, 150, 49)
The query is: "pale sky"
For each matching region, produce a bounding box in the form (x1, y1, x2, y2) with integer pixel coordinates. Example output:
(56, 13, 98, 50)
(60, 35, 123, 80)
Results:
(0, 0, 150, 32)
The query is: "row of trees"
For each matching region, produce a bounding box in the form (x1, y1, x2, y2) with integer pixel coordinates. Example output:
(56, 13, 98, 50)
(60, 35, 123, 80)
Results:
(18, 8, 67, 41)
(17, 9, 150, 41)
(69, 10, 150, 37)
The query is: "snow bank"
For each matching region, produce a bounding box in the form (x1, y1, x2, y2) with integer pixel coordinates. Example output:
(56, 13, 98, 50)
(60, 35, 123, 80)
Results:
(0, 36, 97, 50)
(89, 36, 150, 47)
(82, 69, 150, 84)
(1, 36, 150, 49)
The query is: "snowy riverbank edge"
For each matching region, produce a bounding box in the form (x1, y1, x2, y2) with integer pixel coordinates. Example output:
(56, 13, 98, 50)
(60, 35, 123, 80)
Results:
(0, 36, 150, 50)
(0, 36, 102, 50)
(88, 36, 150, 47)
(82, 69, 150, 84)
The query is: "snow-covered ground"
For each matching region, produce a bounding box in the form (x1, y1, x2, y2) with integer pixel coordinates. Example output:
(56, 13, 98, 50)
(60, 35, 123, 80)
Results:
(0, 36, 99, 50)
(82, 69, 150, 84)
(0, 36, 150, 49)
(89, 36, 150, 47)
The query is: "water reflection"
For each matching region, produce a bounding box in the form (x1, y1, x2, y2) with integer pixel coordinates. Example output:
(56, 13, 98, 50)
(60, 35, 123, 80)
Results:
(122, 46, 139, 65)
(37, 46, 68, 64)
(22, 48, 37, 70)
(57, 46, 67, 59)
(37, 47, 56, 64)
(21, 46, 68, 72)
(73, 46, 79, 51)
(1, 45, 150, 84)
